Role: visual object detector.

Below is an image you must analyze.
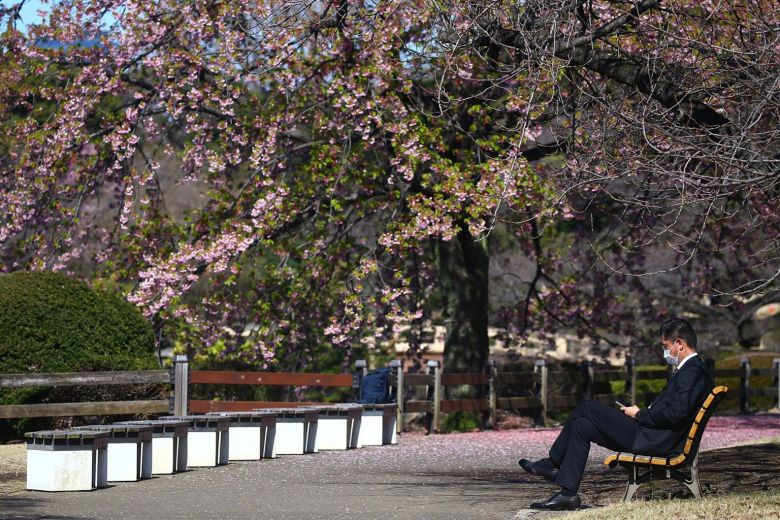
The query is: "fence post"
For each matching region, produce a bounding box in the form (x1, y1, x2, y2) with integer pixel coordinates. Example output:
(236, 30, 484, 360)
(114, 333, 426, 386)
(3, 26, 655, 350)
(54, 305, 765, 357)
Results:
(427, 360, 441, 434)
(704, 357, 715, 381)
(488, 359, 497, 430)
(389, 359, 404, 433)
(740, 357, 751, 414)
(173, 354, 189, 416)
(353, 359, 367, 401)
(774, 358, 780, 410)
(625, 356, 637, 405)
(535, 359, 548, 426)
(580, 360, 592, 400)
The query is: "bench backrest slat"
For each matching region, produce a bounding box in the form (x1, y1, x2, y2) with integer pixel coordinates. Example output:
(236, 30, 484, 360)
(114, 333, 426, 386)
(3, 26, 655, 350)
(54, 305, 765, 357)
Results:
(682, 385, 728, 459)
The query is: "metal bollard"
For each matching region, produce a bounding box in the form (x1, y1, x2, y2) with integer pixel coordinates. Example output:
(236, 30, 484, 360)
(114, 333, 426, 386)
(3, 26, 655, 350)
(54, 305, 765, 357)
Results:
(173, 354, 189, 416)
(353, 359, 367, 401)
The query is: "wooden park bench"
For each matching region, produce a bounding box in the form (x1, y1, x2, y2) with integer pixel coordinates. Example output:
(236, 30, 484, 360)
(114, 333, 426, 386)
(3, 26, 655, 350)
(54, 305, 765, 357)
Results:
(603, 385, 729, 501)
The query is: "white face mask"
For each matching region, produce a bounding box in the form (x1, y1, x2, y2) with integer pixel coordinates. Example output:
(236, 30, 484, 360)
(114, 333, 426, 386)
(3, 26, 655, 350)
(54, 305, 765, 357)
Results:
(663, 347, 679, 366)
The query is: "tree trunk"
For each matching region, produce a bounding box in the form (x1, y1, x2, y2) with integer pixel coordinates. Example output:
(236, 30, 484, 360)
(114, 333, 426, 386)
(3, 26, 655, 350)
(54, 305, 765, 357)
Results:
(436, 227, 490, 374)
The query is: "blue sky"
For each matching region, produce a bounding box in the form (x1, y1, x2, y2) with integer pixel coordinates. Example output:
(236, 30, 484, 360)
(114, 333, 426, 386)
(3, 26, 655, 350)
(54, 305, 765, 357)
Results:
(5, 0, 116, 30)
(7, 0, 47, 27)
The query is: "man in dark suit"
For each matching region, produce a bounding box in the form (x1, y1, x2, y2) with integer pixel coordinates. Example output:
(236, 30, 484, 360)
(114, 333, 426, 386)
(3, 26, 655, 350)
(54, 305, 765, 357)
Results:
(519, 318, 714, 510)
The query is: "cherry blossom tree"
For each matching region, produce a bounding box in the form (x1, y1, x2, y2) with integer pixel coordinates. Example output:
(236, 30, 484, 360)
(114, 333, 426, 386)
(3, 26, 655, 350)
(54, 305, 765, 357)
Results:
(1, 0, 776, 375)
(1, 1, 557, 373)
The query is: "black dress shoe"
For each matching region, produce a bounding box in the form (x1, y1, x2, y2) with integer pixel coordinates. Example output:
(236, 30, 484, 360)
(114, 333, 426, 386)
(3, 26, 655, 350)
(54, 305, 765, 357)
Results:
(530, 491, 581, 511)
(518, 458, 558, 483)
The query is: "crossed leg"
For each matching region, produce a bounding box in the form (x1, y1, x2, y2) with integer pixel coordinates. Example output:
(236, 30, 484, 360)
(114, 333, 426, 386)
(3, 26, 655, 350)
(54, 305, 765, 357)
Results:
(548, 400, 639, 492)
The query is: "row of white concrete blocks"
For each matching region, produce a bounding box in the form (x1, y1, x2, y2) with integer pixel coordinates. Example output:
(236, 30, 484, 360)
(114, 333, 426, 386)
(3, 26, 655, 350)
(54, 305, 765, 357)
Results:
(26, 403, 397, 492)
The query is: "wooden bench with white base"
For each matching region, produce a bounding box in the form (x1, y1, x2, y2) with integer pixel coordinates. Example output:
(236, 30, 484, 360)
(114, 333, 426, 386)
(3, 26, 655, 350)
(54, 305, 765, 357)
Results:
(604, 385, 728, 501)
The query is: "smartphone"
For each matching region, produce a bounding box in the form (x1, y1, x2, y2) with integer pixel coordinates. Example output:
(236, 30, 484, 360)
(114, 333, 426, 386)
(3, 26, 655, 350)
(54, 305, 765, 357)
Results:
(615, 400, 627, 408)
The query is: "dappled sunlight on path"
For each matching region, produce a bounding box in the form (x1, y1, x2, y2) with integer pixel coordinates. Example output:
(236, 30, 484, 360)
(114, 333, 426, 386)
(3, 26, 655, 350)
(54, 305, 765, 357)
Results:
(3, 416, 778, 519)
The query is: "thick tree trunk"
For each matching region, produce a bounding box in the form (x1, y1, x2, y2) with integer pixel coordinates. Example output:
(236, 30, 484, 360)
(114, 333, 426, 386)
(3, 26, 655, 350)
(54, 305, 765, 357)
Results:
(436, 227, 490, 374)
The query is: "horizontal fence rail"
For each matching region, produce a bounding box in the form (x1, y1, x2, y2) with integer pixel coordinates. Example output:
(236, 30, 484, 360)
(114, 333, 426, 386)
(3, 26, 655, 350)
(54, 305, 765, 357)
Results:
(0, 370, 171, 388)
(190, 370, 353, 387)
(0, 400, 170, 419)
(440, 399, 489, 413)
(441, 373, 490, 386)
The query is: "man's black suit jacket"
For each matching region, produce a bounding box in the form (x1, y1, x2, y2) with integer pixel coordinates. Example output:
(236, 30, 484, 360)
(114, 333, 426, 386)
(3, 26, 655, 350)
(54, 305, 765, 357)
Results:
(632, 355, 713, 456)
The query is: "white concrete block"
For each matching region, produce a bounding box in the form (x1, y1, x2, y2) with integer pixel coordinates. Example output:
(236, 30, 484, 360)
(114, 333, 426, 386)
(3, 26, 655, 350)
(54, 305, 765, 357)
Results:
(74, 424, 154, 482)
(334, 404, 363, 449)
(359, 412, 384, 446)
(115, 419, 188, 474)
(228, 426, 262, 460)
(316, 417, 348, 450)
(27, 449, 95, 492)
(274, 420, 305, 455)
(158, 415, 231, 468)
(151, 437, 176, 474)
(25, 430, 108, 492)
(106, 442, 141, 482)
(187, 431, 219, 467)
(208, 411, 279, 460)
(358, 404, 397, 445)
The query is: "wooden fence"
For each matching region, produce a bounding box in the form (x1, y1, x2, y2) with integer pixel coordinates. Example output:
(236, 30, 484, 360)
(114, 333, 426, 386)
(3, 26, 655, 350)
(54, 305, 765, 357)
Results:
(2, 356, 779, 436)
(0, 355, 359, 420)
(0, 370, 171, 419)
(385, 357, 780, 433)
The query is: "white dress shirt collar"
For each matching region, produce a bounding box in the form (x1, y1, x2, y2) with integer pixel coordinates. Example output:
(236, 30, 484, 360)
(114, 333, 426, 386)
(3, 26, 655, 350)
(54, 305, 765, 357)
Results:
(676, 352, 698, 371)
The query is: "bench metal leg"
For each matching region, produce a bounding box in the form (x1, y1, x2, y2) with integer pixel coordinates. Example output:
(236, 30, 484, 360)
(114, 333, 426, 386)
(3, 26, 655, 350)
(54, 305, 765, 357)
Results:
(623, 464, 640, 502)
(624, 465, 666, 501)
(682, 454, 702, 498)
(621, 455, 703, 501)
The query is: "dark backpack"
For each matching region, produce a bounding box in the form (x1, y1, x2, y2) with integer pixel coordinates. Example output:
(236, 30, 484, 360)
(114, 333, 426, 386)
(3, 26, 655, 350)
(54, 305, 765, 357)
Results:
(359, 367, 393, 404)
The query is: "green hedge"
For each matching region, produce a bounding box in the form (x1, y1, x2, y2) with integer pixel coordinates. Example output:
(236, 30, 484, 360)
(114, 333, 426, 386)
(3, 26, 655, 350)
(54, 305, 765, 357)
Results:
(0, 272, 158, 438)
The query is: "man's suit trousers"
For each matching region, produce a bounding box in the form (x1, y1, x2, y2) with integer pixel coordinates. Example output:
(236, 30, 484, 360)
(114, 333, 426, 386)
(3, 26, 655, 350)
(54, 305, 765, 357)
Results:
(548, 400, 639, 492)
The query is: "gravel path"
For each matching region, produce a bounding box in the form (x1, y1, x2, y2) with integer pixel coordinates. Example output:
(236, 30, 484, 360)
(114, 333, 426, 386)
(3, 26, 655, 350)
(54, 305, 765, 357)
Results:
(2, 415, 779, 520)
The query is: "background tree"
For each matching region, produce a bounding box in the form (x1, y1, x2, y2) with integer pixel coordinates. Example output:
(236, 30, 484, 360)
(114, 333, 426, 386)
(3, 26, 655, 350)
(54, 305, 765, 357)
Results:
(429, 0, 779, 347)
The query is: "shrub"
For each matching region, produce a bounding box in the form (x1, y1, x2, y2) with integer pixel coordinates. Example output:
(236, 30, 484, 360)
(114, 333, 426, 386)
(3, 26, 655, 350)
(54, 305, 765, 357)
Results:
(0, 272, 159, 438)
(442, 411, 481, 433)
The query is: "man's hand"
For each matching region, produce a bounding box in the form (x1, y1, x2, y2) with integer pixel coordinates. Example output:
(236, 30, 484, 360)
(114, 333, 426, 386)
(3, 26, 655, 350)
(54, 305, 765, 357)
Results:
(621, 405, 640, 419)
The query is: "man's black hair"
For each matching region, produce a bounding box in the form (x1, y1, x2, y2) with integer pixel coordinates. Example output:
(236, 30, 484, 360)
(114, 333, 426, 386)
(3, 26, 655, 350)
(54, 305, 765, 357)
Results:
(660, 318, 697, 349)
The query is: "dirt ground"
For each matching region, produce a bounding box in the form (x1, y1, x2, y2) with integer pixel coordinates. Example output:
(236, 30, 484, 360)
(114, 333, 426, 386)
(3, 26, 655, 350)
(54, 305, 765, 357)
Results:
(0, 443, 25, 494)
(577, 441, 780, 505)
